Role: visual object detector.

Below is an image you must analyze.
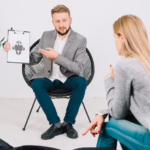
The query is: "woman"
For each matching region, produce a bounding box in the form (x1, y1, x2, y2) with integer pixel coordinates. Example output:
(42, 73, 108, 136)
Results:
(83, 15, 150, 150)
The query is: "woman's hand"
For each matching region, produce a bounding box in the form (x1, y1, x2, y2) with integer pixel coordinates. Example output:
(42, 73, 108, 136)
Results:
(82, 114, 104, 137)
(104, 65, 114, 81)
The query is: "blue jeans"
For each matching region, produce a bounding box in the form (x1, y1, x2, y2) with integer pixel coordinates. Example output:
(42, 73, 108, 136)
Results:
(97, 118, 150, 150)
(31, 76, 87, 125)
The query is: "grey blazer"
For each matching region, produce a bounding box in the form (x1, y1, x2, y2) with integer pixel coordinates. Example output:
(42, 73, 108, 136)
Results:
(29, 29, 87, 80)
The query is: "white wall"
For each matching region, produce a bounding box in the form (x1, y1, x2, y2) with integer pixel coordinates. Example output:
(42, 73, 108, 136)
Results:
(0, 0, 150, 98)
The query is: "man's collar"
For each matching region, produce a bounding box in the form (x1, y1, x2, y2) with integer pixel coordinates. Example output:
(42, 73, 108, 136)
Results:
(56, 29, 71, 41)
(53, 28, 74, 40)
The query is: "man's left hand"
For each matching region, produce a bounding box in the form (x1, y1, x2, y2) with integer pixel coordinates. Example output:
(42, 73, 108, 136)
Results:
(39, 47, 58, 60)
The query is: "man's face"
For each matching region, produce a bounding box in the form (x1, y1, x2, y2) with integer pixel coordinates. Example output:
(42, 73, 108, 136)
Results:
(52, 12, 72, 36)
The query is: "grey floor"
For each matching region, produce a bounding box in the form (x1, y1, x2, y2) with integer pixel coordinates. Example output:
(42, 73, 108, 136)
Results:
(0, 97, 121, 150)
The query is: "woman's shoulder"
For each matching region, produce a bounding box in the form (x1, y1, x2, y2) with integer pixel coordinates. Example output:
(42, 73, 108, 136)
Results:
(115, 57, 143, 73)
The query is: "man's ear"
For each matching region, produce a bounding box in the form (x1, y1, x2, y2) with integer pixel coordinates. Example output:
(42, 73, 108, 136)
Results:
(70, 17, 72, 24)
(52, 20, 54, 26)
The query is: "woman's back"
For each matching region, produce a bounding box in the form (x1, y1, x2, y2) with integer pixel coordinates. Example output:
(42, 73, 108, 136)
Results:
(113, 57, 150, 130)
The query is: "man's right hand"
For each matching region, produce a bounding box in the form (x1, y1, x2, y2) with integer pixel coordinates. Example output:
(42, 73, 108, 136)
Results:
(5, 42, 11, 52)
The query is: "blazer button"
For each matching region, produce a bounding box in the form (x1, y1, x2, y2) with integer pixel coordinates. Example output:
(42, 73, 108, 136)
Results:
(48, 70, 50, 73)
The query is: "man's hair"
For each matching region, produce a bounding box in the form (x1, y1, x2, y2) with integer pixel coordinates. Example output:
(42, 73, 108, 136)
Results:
(51, 5, 70, 18)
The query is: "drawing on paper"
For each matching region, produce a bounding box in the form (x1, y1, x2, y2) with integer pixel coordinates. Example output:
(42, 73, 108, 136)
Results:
(12, 41, 25, 55)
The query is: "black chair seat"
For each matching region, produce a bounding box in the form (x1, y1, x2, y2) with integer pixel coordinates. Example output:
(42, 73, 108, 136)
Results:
(49, 89, 72, 95)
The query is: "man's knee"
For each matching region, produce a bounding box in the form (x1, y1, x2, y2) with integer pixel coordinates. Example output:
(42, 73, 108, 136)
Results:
(75, 77, 87, 89)
(31, 79, 43, 90)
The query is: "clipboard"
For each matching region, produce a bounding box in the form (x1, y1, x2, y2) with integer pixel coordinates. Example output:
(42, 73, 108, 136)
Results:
(7, 28, 30, 64)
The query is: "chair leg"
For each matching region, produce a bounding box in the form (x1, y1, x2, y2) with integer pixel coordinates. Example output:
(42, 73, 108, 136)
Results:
(82, 101, 91, 123)
(22, 97, 36, 131)
(36, 106, 40, 112)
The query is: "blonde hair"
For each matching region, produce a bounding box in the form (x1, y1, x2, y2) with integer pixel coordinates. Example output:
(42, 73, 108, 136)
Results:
(113, 15, 150, 73)
(51, 5, 70, 17)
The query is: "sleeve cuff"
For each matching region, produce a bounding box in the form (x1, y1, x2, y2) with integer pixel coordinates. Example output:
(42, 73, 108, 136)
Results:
(96, 109, 110, 122)
(96, 109, 109, 116)
(96, 109, 109, 119)
(104, 76, 114, 84)
(55, 54, 62, 64)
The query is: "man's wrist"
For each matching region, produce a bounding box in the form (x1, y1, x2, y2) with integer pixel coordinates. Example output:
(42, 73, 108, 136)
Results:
(54, 53, 58, 60)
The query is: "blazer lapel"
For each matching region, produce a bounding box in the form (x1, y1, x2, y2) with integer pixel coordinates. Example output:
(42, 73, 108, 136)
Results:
(62, 29, 75, 56)
(49, 30, 57, 48)
(43, 30, 57, 68)
(44, 30, 56, 60)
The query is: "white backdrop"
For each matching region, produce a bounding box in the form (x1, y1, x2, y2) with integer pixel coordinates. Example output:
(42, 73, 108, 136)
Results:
(0, 0, 150, 98)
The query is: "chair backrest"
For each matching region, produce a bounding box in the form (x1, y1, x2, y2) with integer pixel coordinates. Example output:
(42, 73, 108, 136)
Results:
(22, 39, 95, 89)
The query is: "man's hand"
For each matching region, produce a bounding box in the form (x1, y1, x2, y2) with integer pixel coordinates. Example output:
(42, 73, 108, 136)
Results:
(39, 47, 58, 60)
(5, 41, 11, 52)
(82, 114, 104, 137)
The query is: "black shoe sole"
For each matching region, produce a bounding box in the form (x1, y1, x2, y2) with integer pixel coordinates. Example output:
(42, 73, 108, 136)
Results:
(41, 130, 64, 140)
(67, 134, 78, 139)
(62, 130, 78, 139)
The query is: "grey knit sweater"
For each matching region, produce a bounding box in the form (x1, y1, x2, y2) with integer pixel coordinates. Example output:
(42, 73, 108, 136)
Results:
(98, 57, 150, 131)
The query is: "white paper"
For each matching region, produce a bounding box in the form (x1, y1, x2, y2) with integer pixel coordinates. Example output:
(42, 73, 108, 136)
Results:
(7, 30, 30, 63)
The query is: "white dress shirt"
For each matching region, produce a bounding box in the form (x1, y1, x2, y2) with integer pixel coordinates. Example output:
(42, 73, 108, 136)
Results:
(48, 31, 70, 83)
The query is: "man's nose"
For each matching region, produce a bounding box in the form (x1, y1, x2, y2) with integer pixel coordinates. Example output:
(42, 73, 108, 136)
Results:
(60, 21, 64, 27)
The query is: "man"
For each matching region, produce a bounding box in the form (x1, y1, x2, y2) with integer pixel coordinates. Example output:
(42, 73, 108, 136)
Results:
(5, 5, 87, 140)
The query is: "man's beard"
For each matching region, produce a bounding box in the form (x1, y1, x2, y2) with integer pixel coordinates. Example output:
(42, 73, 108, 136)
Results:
(55, 26, 71, 36)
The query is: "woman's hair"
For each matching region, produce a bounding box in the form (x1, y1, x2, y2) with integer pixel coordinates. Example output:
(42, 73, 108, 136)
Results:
(113, 15, 150, 73)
